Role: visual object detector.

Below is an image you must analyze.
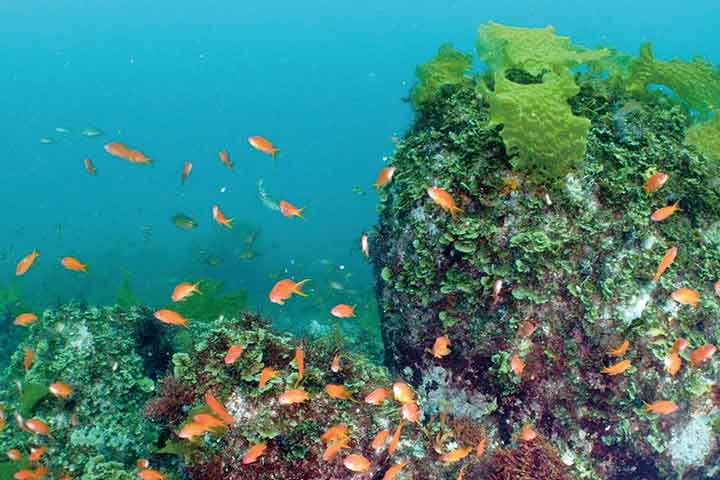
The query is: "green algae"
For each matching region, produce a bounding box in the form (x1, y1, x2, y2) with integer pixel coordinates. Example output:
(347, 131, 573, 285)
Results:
(685, 113, 720, 162)
(411, 43, 473, 108)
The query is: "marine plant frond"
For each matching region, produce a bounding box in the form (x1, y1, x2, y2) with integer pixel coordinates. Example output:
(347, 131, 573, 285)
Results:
(411, 43, 473, 108)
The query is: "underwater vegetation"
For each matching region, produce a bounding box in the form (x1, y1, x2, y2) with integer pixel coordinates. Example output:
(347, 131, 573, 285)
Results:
(1, 20, 719, 480)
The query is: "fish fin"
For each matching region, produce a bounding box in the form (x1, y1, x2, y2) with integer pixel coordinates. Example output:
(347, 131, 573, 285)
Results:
(297, 208, 305, 220)
(272, 149, 279, 161)
(226, 218, 234, 229)
(294, 279, 311, 296)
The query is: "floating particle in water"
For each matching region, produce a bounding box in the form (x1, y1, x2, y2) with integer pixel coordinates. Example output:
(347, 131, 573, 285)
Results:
(55, 127, 70, 134)
(39, 137, 56, 144)
(80, 127, 104, 137)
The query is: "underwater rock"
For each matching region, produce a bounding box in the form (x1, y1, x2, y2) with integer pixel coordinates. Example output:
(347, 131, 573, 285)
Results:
(374, 22, 720, 479)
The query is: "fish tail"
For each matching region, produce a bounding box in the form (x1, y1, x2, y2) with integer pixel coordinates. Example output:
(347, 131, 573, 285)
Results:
(294, 279, 311, 296)
(297, 208, 305, 220)
(226, 218, 234, 229)
(272, 149, 279, 161)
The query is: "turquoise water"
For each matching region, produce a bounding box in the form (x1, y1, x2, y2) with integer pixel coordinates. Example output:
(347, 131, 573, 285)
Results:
(2, 0, 718, 314)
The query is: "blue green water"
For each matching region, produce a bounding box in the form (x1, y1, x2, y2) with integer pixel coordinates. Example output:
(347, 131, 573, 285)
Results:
(1, 0, 718, 326)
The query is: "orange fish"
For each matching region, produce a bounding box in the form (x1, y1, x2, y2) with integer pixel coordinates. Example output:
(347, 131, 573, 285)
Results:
(671, 287, 700, 306)
(388, 421, 404, 455)
(651, 201, 681, 221)
(178, 421, 208, 439)
(219, 150, 233, 169)
(154, 309, 188, 327)
(427, 186, 462, 217)
(137, 469, 166, 480)
(456, 465, 468, 480)
(279, 200, 304, 219)
(492, 279, 503, 305)
(671, 337, 689, 354)
(321, 424, 348, 444)
(248, 136, 279, 160)
(205, 390, 235, 425)
(392, 382, 415, 404)
(269, 279, 310, 305)
(427, 335, 451, 359)
(61, 256, 87, 272)
(331, 354, 341, 373)
(104, 142, 132, 159)
(441, 447, 471, 463)
(476, 436, 486, 457)
(364, 387, 389, 405)
(193, 414, 226, 431)
(690, 344, 716, 366)
(374, 166, 396, 189)
(29, 445, 46, 462)
(325, 384, 353, 400)
(519, 424, 537, 441)
(14, 467, 47, 480)
(180, 161, 192, 184)
(343, 454, 371, 473)
(278, 388, 309, 405)
(242, 442, 267, 464)
(171, 281, 201, 302)
(510, 354, 525, 376)
(653, 246, 677, 282)
(371, 429, 390, 452)
(295, 346, 304, 386)
(330, 304, 355, 318)
(645, 400, 678, 415)
(126, 149, 151, 164)
(664, 353, 681, 376)
(137, 458, 150, 469)
(601, 359, 631, 375)
(644, 172, 669, 193)
(25, 418, 50, 436)
(6, 448, 21, 461)
(49, 382, 74, 398)
(224, 345, 244, 365)
(607, 339, 630, 357)
(401, 402, 420, 423)
(84, 158, 97, 176)
(322, 438, 349, 461)
(259, 367, 279, 388)
(212, 205, 233, 229)
(23, 349, 35, 372)
(14, 313, 38, 327)
(16, 250, 40, 276)
(382, 462, 407, 480)
(715, 280, 720, 297)
(361, 233, 369, 257)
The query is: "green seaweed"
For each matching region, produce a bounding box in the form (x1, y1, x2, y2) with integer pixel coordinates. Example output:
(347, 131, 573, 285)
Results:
(19, 382, 48, 416)
(172, 279, 247, 324)
(685, 113, 720, 162)
(411, 43, 473, 107)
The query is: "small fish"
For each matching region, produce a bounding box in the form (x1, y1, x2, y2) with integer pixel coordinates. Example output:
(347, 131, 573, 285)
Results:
(14, 467, 48, 480)
(331, 354, 341, 373)
(242, 442, 267, 464)
(16, 250, 40, 276)
(279, 200, 304, 219)
(104, 142, 132, 159)
(219, 150, 233, 169)
(224, 345, 244, 365)
(212, 205, 233, 229)
(510, 354, 525, 376)
(80, 127, 103, 137)
(193, 414, 226, 431)
(127, 149, 151, 164)
(259, 367, 279, 388)
(371, 429, 390, 452)
(325, 384, 353, 400)
(715, 280, 720, 297)
(154, 309, 188, 327)
(671, 337, 689, 354)
(171, 282, 201, 302)
(388, 421, 404, 455)
(441, 447, 472, 463)
(476, 436, 486, 457)
(330, 304, 355, 318)
(427, 335, 451, 359)
(178, 421, 207, 439)
(671, 287, 700, 306)
(361, 233, 369, 258)
(6, 448, 21, 461)
(49, 382, 74, 398)
(651, 201, 681, 222)
(393, 382, 415, 404)
(84, 158, 97, 176)
(690, 344, 716, 366)
(456, 465, 468, 480)
(61, 256, 87, 272)
(23, 349, 34, 372)
(28, 445, 46, 462)
(269, 279, 310, 305)
(248, 136, 279, 160)
(39, 137, 55, 144)
(516, 320, 536, 338)
(492, 279, 503, 305)
(180, 161, 192, 184)
(295, 346, 304, 386)
(364, 387, 389, 405)
(55, 127, 71, 133)
(382, 462, 407, 480)
(278, 388, 309, 405)
(645, 400, 679, 415)
(374, 166, 396, 189)
(401, 402, 420, 423)
(25, 418, 50, 436)
(205, 390, 235, 425)
(137, 459, 150, 469)
(608, 339, 630, 357)
(329, 280, 344, 291)
(137, 469, 166, 480)
(653, 246, 677, 282)
(601, 359, 631, 375)
(645, 172, 669, 193)
(321, 425, 348, 444)
(427, 186, 462, 217)
(14, 313, 38, 327)
(171, 213, 198, 230)
(322, 438, 349, 461)
(519, 424, 537, 441)
(343, 454, 371, 473)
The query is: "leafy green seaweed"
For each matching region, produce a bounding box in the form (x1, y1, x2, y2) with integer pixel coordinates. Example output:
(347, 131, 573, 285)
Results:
(411, 43, 473, 107)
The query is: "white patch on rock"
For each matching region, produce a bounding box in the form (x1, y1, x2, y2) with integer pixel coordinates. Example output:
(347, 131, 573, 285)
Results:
(621, 284, 653, 323)
(669, 415, 716, 471)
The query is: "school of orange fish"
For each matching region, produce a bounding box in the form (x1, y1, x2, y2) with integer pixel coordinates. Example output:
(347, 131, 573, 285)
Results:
(5, 143, 718, 479)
